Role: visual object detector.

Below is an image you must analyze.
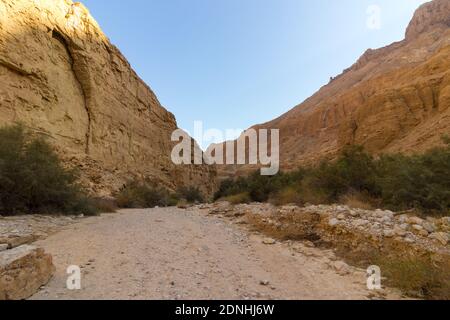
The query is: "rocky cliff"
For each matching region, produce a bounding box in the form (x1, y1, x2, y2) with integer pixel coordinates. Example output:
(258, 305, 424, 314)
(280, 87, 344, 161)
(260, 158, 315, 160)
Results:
(219, 0, 450, 177)
(0, 0, 216, 196)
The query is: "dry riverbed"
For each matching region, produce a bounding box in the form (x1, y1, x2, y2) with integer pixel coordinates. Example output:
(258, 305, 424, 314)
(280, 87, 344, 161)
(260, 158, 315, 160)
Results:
(26, 207, 402, 300)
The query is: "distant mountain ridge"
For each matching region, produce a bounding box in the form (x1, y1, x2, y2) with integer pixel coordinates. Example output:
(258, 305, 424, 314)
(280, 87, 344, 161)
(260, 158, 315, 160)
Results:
(218, 0, 450, 178)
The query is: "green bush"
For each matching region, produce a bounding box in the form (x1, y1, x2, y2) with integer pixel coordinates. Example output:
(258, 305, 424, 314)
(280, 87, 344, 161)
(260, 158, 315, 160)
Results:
(176, 186, 205, 203)
(215, 140, 450, 215)
(116, 180, 178, 208)
(306, 146, 379, 202)
(0, 124, 96, 216)
(376, 142, 450, 213)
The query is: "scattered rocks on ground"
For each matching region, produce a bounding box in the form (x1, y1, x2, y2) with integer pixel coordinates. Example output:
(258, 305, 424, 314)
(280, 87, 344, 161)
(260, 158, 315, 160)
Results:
(0, 215, 80, 249)
(200, 202, 450, 278)
(429, 232, 449, 246)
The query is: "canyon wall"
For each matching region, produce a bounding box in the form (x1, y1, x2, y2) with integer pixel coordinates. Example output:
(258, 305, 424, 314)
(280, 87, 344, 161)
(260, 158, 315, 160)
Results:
(0, 0, 216, 196)
(219, 0, 450, 178)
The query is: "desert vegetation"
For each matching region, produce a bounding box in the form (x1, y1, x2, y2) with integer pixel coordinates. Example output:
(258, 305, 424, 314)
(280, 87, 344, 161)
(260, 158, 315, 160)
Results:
(374, 253, 450, 300)
(0, 124, 99, 216)
(215, 139, 450, 216)
(115, 180, 204, 209)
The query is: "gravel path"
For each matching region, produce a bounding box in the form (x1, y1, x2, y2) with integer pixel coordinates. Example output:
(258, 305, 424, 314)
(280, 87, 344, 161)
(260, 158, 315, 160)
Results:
(30, 208, 393, 300)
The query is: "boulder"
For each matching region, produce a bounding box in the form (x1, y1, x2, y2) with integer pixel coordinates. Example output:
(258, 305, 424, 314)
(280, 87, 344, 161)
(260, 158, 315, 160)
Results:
(0, 245, 55, 300)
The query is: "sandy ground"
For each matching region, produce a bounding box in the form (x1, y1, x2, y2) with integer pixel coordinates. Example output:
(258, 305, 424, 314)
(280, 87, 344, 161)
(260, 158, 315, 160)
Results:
(30, 208, 396, 300)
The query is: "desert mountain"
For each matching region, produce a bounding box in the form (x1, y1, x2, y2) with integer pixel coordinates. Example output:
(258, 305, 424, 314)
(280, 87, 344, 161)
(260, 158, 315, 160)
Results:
(219, 0, 450, 178)
(0, 0, 216, 196)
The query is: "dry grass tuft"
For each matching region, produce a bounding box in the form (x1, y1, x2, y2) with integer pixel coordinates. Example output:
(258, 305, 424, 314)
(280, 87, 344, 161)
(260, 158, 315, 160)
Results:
(221, 192, 251, 205)
(375, 254, 450, 300)
(340, 192, 377, 210)
(269, 187, 303, 206)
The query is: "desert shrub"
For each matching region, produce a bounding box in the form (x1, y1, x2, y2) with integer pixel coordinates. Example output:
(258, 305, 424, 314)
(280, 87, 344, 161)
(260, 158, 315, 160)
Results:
(375, 254, 450, 300)
(376, 141, 450, 213)
(214, 177, 248, 200)
(339, 191, 377, 210)
(176, 186, 204, 203)
(269, 187, 303, 206)
(215, 140, 450, 215)
(221, 192, 251, 205)
(305, 146, 379, 202)
(176, 199, 190, 209)
(0, 124, 96, 216)
(90, 197, 118, 213)
(214, 170, 304, 203)
(116, 180, 176, 208)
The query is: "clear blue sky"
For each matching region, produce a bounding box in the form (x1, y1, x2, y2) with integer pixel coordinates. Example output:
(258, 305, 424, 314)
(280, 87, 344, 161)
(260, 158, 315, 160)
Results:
(82, 0, 427, 146)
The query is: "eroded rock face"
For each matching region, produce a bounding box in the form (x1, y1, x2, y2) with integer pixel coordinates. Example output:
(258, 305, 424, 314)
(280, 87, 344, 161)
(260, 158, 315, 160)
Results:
(218, 0, 450, 178)
(0, 245, 55, 300)
(0, 0, 216, 196)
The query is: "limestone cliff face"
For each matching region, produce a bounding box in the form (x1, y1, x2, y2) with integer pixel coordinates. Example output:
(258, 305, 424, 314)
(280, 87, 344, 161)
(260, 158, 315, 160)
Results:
(0, 0, 216, 196)
(219, 0, 450, 177)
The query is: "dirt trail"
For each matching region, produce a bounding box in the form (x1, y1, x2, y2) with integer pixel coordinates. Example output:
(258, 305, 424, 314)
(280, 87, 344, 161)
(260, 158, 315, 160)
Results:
(30, 208, 397, 300)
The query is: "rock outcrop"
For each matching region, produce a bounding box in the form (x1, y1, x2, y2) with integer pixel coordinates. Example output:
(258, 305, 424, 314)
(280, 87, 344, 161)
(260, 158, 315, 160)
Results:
(0, 0, 216, 196)
(0, 245, 55, 300)
(1, 214, 81, 249)
(218, 0, 450, 177)
(202, 202, 450, 273)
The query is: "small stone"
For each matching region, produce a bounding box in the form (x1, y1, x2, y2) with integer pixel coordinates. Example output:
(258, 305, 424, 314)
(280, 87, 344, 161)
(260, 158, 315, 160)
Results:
(422, 222, 436, 233)
(429, 232, 449, 246)
(404, 236, 415, 244)
(349, 210, 360, 217)
(337, 214, 346, 220)
(399, 223, 409, 230)
(412, 224, 424, 232)
(408, 217, 424, 225)
(418, 230, 429, 237)
(383, 230, 395, 238)
(0, 244, 8, 252)
(262, 238, 276, 245)
(352, 219, 369, 227)
(332, 261, 351, 276)
(259, 280, 270, 286)
(394, 226, 406, 237)
(304, 241, 315, 248)
(329, 218, 340, 227)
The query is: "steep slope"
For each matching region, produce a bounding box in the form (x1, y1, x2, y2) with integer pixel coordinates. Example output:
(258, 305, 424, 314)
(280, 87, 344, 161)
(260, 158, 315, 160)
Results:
(0, 0, 216, 195)
(219, 0, 450, 177)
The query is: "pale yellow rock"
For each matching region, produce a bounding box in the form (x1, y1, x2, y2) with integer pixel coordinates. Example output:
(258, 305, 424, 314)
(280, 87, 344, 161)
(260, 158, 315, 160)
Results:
(0, 0, 216, 196)
(0, 245, 55, 300)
